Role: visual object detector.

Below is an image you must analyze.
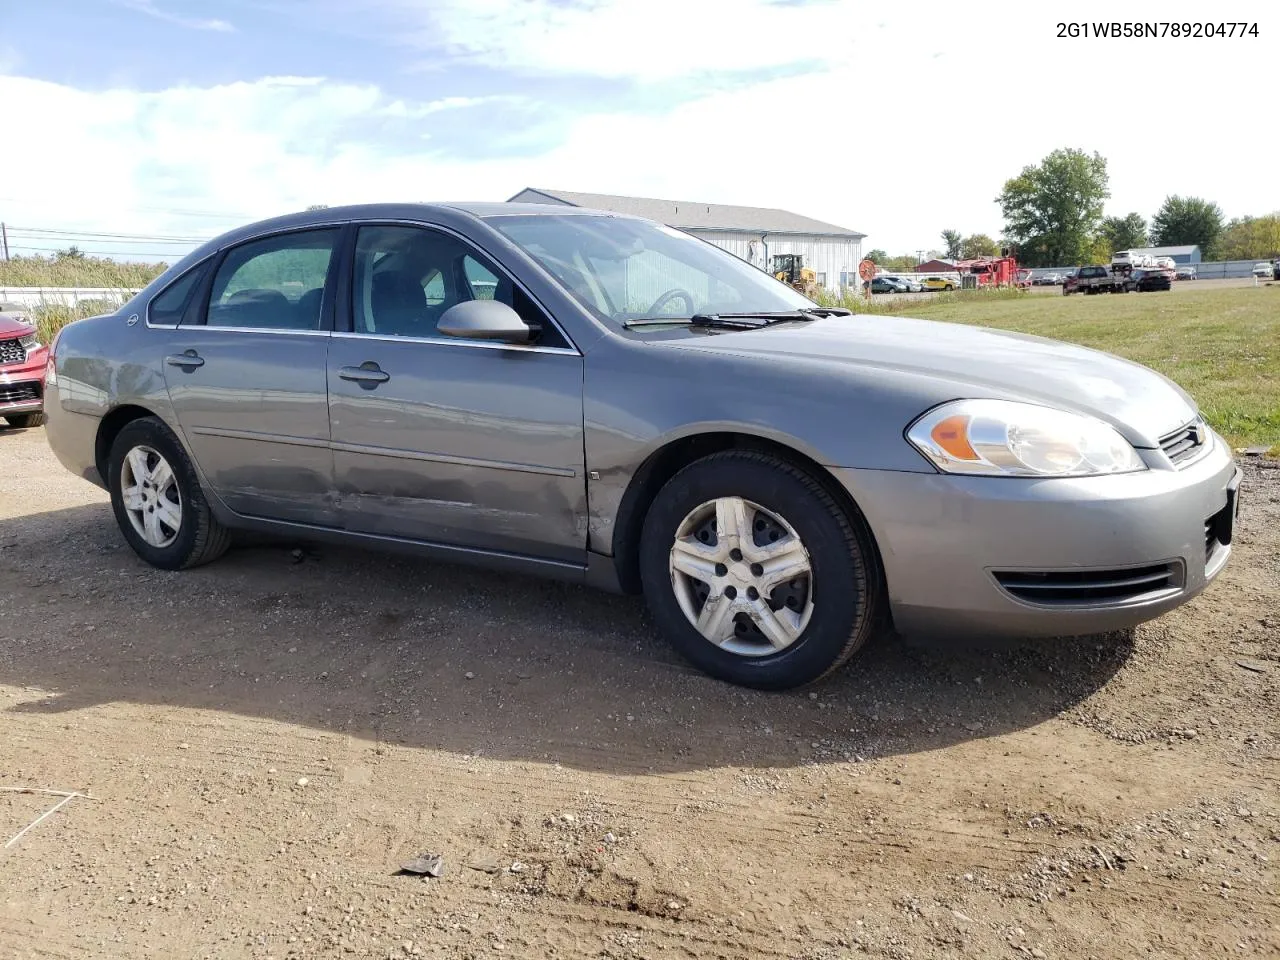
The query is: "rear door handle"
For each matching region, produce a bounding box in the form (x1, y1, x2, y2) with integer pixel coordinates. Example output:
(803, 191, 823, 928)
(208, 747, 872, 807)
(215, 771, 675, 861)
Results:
(165, 351, 204, 369)
(339, 363, 390, 388)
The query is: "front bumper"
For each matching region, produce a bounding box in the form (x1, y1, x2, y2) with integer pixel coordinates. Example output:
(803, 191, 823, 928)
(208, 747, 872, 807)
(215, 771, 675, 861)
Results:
(0, 348, 48, 416)
(835, 433, 1241, 640)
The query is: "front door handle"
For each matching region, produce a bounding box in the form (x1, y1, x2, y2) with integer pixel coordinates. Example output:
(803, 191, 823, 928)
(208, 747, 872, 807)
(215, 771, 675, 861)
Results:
(339, 362, 390, 389)
(165, 351, 204, 370)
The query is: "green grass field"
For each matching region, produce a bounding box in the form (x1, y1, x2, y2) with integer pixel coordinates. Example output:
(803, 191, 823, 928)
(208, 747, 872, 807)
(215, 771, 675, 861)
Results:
(872, 285, 1280, 454)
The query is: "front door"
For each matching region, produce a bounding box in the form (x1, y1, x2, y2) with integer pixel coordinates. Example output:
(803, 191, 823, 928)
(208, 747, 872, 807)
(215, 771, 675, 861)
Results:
(161, 227, 341, 525)
(327, 223, 586, 563)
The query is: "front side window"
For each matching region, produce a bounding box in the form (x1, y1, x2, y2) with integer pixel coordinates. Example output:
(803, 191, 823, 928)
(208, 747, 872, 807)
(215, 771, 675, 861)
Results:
(486, 214, 813, 326)
(206, 229, 339, 330)
(350, 225, 564, 346)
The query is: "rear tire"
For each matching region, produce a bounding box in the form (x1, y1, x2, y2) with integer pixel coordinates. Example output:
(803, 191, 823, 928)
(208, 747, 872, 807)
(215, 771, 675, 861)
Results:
(107, 416, 231, 570)
(638, 451, 880, 689)
(4, 412, 46, 428)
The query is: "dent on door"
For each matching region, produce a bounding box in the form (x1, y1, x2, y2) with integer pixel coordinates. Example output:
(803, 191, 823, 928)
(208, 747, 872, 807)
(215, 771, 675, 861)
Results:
(328, 347, 588, 562)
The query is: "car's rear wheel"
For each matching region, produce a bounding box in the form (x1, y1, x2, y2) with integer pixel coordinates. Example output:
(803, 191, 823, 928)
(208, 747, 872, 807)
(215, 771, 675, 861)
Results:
(107, 416, 231, 570)
(639, 451, 880, 689)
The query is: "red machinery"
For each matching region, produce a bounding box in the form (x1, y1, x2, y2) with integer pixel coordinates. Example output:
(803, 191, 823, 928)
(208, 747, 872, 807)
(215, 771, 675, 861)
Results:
(957, 256, 1024, 288)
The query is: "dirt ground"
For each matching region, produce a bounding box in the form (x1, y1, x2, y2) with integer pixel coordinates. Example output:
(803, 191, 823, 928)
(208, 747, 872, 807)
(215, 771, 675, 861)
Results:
(0, 425, 1276, 960)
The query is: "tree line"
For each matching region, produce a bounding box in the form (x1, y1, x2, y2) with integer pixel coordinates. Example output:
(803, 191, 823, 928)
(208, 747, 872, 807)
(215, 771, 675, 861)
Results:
(995, 148, 1274, 267)
(874, 149, 1277, 270)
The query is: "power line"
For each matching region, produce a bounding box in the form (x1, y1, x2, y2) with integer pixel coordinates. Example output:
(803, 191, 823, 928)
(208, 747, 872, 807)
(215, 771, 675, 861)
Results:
(9, 226, 212, 243)
(0, 197, 256, 220)
(8, 244, 186, 258)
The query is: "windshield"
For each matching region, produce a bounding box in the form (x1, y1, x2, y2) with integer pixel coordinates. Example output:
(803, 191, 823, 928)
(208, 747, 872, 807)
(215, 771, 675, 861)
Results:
(486, 214, 814, 325)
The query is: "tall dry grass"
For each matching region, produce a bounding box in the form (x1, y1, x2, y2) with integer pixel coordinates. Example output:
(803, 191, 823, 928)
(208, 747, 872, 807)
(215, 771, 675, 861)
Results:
(0, 253, 166, 290)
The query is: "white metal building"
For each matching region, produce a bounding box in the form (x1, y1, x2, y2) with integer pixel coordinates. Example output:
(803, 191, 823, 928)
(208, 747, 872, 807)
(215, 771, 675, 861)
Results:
(508, 188, 866, 292)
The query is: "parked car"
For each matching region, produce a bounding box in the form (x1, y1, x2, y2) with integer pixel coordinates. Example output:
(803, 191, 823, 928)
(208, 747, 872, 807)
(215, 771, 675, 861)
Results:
(1111, 251, 1153, 271)
(1126, 268, 1173, 292)
(1252, 262, 1272, 279)
(1063, 265, 1122, 295)
(921, 276, 957, 291)
(1153, 257, 1177, 271)
(1175, 267, 1196, 281)
(1033, 273, 1064, 286)
(1273, 260, 1280, 281)
(42, 203, 1240, 690)
(883, 276, 923, 293)
(869, 276, 908, 293)
(0, 302, 48, 428)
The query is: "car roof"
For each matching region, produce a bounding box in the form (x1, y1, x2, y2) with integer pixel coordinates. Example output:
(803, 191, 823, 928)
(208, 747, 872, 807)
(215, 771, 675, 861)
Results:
(162, 201, 658, 277)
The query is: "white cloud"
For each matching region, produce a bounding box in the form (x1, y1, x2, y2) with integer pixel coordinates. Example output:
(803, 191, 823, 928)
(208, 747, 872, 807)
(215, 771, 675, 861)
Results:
(376, 95, 526, 119)
(0, 0, 1272, 257)
(377, 0, 858, 80)
(115, 0, 234, 33)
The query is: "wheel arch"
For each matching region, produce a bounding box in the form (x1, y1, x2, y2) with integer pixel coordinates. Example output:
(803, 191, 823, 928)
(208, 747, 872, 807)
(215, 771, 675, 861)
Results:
(608, 431, 887, 608)
(95, 404, 163, 483)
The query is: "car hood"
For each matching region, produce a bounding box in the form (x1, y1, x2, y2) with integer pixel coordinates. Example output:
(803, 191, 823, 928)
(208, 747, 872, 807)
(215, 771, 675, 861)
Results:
(667, 315, 1197, 447)
(0, 315, 35, 338)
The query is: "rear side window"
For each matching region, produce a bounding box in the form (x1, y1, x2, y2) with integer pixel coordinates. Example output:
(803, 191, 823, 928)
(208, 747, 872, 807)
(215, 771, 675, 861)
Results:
(148, 261, 210, 326)
(206, 229, 339, 330)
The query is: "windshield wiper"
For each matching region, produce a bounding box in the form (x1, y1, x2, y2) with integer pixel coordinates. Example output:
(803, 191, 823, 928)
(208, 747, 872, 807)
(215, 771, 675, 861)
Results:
(798, 306, 853, 317)
(623, 311, 818, 330)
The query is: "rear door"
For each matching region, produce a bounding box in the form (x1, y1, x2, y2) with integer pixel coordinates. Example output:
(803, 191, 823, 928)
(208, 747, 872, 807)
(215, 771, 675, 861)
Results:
(326, 223, 586, 562)
(161, 227, 342, 525)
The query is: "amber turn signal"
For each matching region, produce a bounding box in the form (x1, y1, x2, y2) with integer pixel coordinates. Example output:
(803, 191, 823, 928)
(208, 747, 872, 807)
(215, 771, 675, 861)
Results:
(930, 414, 980, 461)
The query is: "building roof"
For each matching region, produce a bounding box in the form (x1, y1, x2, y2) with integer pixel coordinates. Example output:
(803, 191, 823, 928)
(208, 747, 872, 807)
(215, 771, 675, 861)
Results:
(1128, 245, 1200, 256)
(508, 188, 865, 238)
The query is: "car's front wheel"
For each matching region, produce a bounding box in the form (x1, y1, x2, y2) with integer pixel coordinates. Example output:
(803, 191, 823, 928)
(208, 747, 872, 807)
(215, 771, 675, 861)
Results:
(3, 412, 46, 428)
(639, 451, 880, 689)
(107, 416, 231, 570)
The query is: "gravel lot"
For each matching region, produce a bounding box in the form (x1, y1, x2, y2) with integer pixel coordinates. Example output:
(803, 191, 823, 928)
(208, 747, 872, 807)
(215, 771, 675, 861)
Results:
(1, 425, 1276, 959)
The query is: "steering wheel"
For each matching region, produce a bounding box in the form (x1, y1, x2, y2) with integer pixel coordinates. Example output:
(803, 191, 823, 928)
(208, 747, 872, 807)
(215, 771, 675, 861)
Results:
(646, 288, 696, 316)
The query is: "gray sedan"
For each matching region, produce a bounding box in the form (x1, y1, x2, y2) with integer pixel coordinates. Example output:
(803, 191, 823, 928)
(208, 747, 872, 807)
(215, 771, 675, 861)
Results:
(43, 203, 1240, 689)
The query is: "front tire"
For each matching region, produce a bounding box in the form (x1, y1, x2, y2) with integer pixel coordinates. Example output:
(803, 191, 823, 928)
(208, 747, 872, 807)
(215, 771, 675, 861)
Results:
(638, 451, 880, 689)
(107, 416, 231, 570)
(4, 412, 46, 428)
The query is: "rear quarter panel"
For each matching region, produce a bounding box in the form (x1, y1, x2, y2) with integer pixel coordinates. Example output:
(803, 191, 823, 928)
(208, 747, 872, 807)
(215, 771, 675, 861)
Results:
(45, 313, 180, 485)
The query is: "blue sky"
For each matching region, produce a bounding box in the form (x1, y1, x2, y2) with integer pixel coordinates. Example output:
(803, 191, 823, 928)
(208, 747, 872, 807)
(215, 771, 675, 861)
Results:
(0, 1, 1274, 260)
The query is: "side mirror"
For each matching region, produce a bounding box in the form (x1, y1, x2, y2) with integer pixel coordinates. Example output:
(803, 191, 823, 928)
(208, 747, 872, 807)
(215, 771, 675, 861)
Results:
(437, 299, 533, 344)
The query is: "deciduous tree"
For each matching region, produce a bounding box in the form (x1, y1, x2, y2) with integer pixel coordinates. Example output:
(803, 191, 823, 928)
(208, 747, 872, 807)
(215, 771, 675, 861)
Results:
(1212, 213, 1279, 261)
(1101, 213, 1147, 252)
(959, 234, 999, 259)
(1151, 196, 1224, 258)
(997, 148, 1110, 267)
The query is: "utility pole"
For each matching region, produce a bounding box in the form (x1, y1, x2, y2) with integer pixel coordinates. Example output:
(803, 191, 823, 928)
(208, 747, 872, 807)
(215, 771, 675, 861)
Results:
(1, 222, 9, 261)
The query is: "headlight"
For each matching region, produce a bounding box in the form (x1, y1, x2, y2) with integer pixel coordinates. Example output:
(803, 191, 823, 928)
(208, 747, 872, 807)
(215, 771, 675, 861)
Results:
(906, 399, 1146, 477)
(19, 332, 42, 351)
